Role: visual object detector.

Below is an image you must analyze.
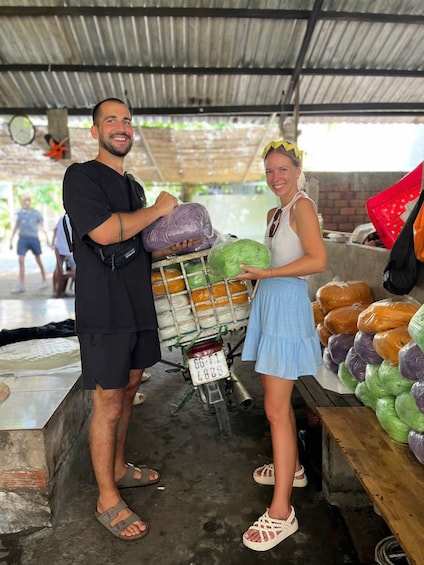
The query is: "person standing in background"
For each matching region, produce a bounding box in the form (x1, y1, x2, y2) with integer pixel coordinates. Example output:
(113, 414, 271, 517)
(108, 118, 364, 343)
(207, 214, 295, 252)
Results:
(51, 214, 76, 270)
(9, 193, 49, 293)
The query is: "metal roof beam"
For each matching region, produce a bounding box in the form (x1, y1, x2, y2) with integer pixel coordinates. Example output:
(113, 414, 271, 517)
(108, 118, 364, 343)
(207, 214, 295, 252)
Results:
(0, 7, 422, 24)
(1, 65, 422, 78)
(282, 0, 323, 111)
(2, 103, 424, 117)
(0, 7, 310, 18)
(322, 11, 424, 25)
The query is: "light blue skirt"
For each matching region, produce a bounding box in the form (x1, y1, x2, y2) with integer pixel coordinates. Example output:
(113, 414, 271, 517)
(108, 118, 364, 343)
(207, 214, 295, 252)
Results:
(242, 277, 322, 380)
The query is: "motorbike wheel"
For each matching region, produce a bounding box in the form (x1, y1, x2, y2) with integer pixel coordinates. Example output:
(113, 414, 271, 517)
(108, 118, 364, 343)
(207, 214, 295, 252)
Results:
(199, 380, 232, 438)
(214, 399, 232, 438)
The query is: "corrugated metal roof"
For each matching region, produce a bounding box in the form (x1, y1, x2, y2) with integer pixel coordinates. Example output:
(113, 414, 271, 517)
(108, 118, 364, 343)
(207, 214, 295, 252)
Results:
(0, 0, 423, 183)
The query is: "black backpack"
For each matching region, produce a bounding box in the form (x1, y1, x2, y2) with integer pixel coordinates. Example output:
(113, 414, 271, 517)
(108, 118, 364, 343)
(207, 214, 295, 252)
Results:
(383, 190, 424, 295)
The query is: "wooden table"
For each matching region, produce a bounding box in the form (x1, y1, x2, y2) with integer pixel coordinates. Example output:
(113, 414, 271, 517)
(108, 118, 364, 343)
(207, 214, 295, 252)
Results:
(318, 406, 424, 565)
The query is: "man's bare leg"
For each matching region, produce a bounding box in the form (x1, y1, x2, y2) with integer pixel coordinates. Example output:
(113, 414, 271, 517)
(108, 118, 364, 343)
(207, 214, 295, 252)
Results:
(90, 384, 147, 538)
(18, 255, 25, 287)
(34, 254, 47, 282)
(114, 369, 159, 483)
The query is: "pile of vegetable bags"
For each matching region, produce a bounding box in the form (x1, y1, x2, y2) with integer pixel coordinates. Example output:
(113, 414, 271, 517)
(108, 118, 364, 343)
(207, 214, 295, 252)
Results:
(142, 202, 216, 254)
(313, 280, 375, 387)
(314, 281, 424, 465)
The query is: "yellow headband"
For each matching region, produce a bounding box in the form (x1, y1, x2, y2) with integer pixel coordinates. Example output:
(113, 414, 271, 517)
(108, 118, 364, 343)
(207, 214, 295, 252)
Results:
(261, 139, 303, 164)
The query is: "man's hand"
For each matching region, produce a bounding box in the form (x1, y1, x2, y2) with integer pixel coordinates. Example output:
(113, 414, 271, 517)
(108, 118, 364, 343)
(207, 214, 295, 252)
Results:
(153, 191, 178, 217)
(152, 238, 204, 260)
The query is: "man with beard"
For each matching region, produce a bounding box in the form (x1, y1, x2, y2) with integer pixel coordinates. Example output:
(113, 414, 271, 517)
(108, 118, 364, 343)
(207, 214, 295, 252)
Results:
(63, 98, 193, 541)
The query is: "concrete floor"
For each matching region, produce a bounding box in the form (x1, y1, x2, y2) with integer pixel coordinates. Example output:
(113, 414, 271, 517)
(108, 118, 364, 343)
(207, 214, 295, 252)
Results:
(0, 251, 392, 565)
(0, 349, 360, 565)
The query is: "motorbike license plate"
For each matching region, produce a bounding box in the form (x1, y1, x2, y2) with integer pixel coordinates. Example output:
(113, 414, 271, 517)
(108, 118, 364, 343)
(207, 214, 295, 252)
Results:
(188, 349, 229, 386)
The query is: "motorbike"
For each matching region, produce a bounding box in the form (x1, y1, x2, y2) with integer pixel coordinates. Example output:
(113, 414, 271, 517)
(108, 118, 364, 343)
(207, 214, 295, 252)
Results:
(152, 248, 254, 437)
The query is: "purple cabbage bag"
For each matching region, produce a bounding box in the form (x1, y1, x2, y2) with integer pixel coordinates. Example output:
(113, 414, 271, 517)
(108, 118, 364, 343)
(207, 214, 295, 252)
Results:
(323, 347, 338, 374)
(398, 340, 424, 382)
(411, 381, 424, 413)
(327, 333, 355, 365)
(345, 346, 366, 382)
(353, 331, 383, 364)
(142, 202, 214, 252)
(408, 430, 424, 464)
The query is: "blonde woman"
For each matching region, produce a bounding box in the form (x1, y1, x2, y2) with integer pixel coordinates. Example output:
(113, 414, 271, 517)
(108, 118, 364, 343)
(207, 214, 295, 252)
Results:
(236, 140, 327, 551)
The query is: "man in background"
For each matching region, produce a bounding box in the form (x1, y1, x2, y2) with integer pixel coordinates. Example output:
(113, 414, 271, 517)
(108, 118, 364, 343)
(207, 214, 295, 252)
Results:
(9, 193, 49, 293)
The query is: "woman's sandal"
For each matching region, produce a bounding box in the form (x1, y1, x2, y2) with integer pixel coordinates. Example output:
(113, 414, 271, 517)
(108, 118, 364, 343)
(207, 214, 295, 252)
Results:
(95, 500, 149, 542)
(117, 463, 160, 488)
(242, 506, 298, 551)
(133, 392, 147, 406)
(253, 463, 308, 487)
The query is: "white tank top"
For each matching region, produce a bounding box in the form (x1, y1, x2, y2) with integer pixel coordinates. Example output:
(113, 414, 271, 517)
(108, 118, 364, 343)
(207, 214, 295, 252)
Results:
(264, 191, 313, 278)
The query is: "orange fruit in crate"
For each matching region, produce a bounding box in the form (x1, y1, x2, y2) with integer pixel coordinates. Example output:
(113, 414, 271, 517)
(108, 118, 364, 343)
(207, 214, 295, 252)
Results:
(192, 281, 248, 310)
(152, 268, 185, 296)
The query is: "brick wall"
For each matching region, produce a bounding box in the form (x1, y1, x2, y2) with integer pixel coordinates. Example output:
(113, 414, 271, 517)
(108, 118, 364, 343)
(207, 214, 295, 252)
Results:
(309, 171, 406, 233)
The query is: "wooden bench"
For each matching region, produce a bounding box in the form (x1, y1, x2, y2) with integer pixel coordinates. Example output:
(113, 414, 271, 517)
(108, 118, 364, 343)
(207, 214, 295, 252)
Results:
(295, 375, 361, 411)
(318, 406, 424, 565)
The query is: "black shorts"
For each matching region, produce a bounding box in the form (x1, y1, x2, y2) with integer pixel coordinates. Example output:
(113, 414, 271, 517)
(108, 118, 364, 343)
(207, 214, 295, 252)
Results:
(78, 330, 161, 390)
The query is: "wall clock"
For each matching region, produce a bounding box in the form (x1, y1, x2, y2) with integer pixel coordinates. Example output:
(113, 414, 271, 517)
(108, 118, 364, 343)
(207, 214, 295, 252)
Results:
(8, 114, 35, 146)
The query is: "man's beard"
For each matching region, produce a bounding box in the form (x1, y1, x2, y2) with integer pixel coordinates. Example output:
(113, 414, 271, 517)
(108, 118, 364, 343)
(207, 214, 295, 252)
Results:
(100, 136, 133, 157)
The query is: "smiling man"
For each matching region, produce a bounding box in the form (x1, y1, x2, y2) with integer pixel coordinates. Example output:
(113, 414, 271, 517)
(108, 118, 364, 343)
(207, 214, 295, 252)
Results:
(62, 98, 188, 542)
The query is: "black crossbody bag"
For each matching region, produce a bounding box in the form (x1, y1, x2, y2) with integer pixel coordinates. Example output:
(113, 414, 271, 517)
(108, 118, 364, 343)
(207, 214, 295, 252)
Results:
(64, 174, 145, 271)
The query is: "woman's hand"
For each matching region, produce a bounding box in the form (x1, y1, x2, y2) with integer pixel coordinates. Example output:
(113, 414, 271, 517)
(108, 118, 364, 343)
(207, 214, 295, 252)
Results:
(235, 264, 271, 280)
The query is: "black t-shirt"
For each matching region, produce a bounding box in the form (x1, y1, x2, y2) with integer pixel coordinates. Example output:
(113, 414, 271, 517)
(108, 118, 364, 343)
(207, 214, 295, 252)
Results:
(63, 160, 157, 334)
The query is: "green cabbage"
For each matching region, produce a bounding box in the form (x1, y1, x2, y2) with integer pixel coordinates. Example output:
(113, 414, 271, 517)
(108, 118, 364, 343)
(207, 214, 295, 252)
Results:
(207, 238, 271, 279)
(376, 396, 411, 444)
(395, 392, 424, 433)
(183, 260, 222, 290)
(364, 363, 390, 399)
(378, 360, 413, 396)
(355, 381, 378, 411)
(337, 362, 357, 391)
(408, 303, 424, 353)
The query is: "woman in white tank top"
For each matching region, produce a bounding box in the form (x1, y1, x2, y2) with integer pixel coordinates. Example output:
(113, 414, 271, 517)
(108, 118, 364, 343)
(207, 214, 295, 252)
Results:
(236, 140, 327, 551)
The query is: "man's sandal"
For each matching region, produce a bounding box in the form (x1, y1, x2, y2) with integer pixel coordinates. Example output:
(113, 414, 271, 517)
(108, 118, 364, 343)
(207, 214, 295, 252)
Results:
(95, 500, 148, 542)
(253, 463, 308, 487)
(242, 506, 298, 551)
(117, 462, 160, 488)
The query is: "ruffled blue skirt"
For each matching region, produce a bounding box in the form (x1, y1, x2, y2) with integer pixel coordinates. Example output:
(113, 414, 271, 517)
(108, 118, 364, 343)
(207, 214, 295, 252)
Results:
(242, 277, 322, 380)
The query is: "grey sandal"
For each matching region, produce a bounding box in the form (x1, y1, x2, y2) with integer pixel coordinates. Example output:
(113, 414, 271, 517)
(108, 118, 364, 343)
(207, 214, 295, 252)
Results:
(95, 500, 148, 541)
(117, 463, 160, 488)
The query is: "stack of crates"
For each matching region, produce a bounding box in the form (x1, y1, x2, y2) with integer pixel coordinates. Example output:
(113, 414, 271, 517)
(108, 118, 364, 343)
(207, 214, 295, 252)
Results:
(152, 249, 253, 347)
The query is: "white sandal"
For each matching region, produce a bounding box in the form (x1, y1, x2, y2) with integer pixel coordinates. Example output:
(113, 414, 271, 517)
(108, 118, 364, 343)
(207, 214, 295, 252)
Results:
(242, 507, 298, 551)
(140, 371, 151, 383)
(253, 463, 308, 487)
(133, 392, 147, 406)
